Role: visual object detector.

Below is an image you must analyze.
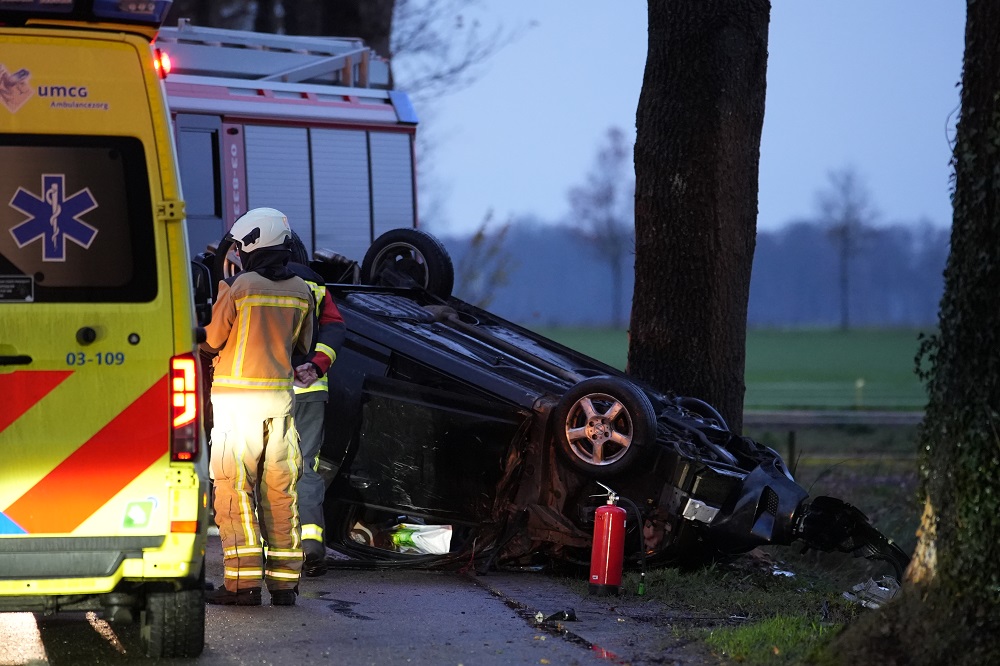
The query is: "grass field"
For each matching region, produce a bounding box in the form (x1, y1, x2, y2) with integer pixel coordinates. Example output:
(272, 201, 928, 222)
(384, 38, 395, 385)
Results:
(532, 327, 932, 411)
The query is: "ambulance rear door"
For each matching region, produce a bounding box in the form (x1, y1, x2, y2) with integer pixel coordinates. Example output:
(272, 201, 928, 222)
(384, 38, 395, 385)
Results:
(0, 29, 187, 574)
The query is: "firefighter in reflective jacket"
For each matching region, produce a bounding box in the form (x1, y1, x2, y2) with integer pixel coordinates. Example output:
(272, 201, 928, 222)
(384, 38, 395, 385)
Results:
(201, 207, 314, 607)
(287, 236, 346, 577)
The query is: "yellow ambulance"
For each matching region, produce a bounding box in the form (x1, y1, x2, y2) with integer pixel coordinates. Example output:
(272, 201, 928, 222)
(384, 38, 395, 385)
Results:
(0, 0, 210, 657)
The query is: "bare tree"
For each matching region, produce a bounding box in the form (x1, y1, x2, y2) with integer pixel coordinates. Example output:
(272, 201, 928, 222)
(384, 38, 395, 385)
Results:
(168, 0, 513, 97)
(816, 167, 878, 331)
(277, 0, 516, 104)
(453, 211, 515, 309)
(567, 126, 635, 327)
(389, 0, 520, 104)
(628, 0, 769, 431)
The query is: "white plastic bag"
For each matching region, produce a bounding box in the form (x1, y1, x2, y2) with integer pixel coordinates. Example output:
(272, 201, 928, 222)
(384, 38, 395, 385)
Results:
(388, 523, 453, 555)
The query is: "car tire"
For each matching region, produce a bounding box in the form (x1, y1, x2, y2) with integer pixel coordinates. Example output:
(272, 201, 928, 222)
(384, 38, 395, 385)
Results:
(361, 228, 454, 299)
(140, 574, 205, 658)
(552, 376, 657, 478)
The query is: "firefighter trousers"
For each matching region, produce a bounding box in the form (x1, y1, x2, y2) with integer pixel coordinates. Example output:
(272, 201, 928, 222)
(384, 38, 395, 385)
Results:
(293, 397, 328, 553)
(210, 390, 303, 592)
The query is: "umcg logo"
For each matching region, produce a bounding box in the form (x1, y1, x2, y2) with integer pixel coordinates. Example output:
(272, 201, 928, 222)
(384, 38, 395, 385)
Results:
(38, 85, 89, 98)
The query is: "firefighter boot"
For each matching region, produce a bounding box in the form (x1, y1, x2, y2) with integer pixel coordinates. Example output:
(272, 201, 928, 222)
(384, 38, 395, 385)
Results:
(270, 587, 298, 606)
(303, 539, 327, 577)
(205, 586, 261, 606)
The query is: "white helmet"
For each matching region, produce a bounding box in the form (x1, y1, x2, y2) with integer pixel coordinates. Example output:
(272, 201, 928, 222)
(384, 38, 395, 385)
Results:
(228, 207, 291, 253)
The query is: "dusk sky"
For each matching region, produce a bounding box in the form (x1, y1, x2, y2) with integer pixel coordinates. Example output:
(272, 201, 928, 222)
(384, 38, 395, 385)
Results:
(418, 2, 966, 236)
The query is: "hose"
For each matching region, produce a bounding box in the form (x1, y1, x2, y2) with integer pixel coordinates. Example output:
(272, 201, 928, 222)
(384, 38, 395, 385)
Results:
(617, 495, 647, 595)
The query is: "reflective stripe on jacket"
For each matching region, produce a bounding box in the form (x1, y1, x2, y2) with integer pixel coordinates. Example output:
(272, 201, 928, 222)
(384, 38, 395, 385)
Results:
(203, 271, 314, 392)
(290, 263, 346, 397)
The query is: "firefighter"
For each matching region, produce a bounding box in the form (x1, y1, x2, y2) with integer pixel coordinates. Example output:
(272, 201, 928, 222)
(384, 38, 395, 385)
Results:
(202, 207, 314, 607)
(287, 234, 346, 577)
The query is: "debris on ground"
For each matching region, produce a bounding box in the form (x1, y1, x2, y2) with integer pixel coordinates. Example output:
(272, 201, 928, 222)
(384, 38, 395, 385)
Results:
(843, 576, 901, 609)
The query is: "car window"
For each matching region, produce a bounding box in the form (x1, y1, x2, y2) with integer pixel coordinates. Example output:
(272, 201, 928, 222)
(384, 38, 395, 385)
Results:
(0, 134, 156, 303)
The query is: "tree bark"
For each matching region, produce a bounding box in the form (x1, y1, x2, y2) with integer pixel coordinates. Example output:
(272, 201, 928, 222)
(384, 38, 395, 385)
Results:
(831, 1, 1000, 663)
(905, 0, 1000, 610)
(629, 0, 769, 431)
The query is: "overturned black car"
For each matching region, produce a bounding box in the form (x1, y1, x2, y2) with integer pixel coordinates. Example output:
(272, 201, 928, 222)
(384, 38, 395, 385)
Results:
(195, 228, 910, 581)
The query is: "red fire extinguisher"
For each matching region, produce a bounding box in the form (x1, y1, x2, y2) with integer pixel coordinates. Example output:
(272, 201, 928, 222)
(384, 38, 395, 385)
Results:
(589, 483, 627, 596)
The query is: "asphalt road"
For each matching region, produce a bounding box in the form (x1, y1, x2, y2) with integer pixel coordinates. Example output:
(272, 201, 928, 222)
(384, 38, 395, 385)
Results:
(0, 533, 723, 666)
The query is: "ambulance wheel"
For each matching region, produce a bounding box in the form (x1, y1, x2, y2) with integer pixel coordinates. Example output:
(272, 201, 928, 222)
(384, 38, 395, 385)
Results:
(361, 228, 454, 299)
(552, 376, 657, 479)
(140, 575, 205, 658)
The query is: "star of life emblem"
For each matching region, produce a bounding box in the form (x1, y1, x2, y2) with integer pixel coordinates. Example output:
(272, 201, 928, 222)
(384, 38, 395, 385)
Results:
(0, 64, 33, 113)
(9, 175, 99, 262)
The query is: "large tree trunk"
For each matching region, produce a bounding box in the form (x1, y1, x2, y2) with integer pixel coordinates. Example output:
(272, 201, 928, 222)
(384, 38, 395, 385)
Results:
(831, 2, 1000, 663)
(629, 0, 769, 431)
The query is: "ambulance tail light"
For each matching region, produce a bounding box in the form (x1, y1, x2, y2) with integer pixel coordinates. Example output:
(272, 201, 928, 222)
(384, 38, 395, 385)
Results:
(170, 353, 199, 462)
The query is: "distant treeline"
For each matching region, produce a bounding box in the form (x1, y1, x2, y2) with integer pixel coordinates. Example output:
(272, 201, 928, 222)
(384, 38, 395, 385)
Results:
(438, 219, 949, 328)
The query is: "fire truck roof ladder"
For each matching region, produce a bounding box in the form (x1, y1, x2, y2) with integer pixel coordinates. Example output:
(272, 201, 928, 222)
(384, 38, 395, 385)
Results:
(156, 19, 389, 89)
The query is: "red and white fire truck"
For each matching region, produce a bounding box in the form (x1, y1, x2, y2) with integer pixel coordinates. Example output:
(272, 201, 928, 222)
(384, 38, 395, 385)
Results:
(156, 20, 420, 262)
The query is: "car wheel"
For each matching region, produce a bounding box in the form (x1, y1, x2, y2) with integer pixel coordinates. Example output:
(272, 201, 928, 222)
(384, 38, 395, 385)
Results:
(361, 228, 454, 299)
(552, 376, 657, 478)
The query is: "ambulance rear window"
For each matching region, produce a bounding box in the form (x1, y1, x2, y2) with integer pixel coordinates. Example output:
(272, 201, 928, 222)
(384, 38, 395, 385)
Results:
(0, 135, 157, 303)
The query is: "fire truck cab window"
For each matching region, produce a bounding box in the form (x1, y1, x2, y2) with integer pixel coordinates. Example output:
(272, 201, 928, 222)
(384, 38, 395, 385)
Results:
(175, 114, 223, 254)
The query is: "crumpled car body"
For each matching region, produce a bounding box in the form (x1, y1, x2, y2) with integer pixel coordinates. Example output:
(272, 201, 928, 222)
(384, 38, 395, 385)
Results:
(196, 228, 910, 579)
